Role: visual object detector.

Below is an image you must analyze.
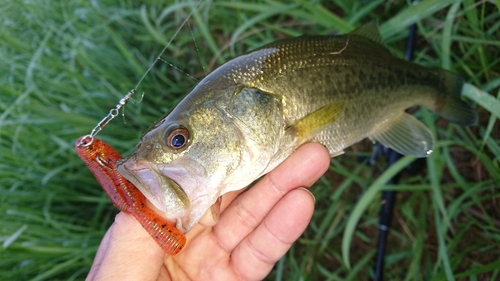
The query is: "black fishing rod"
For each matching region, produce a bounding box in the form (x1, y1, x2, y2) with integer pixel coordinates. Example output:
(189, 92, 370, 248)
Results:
(372, 20, 417, 281)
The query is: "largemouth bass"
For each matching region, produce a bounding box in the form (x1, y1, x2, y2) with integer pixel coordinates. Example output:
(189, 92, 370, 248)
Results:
(117, 23, 477, 233)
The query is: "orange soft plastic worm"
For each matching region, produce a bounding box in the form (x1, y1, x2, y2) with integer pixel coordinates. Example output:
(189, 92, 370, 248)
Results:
(75, 136, 186, 255)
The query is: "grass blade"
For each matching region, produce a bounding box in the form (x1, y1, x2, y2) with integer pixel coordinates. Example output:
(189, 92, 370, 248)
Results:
(342, 156, 416, 268)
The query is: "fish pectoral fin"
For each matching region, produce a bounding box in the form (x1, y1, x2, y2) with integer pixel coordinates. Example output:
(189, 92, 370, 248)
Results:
(290, 101, 346, 141)
(330, 150, 345, 158)
(371, 113, 434, 158)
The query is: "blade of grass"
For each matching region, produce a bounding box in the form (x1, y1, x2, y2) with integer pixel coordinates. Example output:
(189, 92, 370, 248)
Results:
(380, 0, 457, 39)
(432, 197, 455, 281)
(441, 1, 461, 69)
(229, 4, 298, 49)
(462, 83, 500, 120)
(452, 260, 500, 280)
(294, 0, 353, 32)
(342, 156, 417, 268)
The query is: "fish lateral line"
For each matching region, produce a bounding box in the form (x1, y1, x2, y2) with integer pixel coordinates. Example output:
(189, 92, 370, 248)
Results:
(75, 135, 186, 255)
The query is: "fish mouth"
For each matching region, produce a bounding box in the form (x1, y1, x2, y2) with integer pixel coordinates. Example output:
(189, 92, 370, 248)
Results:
(116, 156, 223, 233)
(116, 159, 191, 230)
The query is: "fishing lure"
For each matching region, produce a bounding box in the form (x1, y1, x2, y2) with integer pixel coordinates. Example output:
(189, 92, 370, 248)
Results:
(75, 135, 186, 255)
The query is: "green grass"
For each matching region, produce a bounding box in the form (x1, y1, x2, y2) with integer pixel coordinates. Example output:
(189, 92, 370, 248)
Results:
(1, 0, 499, 280)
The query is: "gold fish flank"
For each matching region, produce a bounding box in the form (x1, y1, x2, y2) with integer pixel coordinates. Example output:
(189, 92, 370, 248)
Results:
(229, 36, 443, 126)
(117, 23, 477, 233)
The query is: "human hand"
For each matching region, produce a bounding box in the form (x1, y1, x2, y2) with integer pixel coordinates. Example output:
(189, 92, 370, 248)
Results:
(87, 143, 330, 281)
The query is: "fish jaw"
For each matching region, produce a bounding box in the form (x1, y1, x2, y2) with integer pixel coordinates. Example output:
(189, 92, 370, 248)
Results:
(116, 136, 291, 233)
(117, 155, 225, 233)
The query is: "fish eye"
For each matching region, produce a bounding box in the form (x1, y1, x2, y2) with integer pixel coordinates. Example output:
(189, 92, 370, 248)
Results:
(165, 126, 190, 150)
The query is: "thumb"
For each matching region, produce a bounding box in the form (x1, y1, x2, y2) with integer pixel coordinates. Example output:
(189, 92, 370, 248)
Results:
(87, 212, 165, 280)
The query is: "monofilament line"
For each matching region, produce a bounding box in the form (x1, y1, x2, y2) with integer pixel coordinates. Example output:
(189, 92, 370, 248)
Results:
(187, 19, 206, 75)
(83, 0, 202, 144)
(134, 0, 202, 90)
(158, 58, 199, 82)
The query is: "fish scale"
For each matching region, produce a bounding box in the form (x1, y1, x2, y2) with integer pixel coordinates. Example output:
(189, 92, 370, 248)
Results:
(117, 23, 477, 233)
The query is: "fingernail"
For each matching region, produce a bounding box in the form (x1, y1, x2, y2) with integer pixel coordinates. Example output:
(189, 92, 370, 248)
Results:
(297, 187, 315, 204)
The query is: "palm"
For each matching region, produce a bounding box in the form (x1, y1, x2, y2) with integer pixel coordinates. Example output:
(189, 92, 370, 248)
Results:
(164, 222, 238, 280)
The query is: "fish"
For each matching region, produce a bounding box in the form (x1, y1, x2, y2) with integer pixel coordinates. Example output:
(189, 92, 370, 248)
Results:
(116, 23, 477, 233)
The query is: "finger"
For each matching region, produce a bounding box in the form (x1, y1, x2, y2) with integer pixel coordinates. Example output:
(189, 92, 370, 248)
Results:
(232, 188, 315, 280)
(214, 143, 330, 252)
(87, 224, 112, 280)
(198, 196, 222, 227)
(87, 212, 165, 281)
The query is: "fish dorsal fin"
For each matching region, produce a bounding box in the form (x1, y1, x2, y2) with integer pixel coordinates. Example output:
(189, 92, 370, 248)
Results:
(371, 113, 434, 157)
(291, 101, 346, 140)
(350, 22, 382, 44)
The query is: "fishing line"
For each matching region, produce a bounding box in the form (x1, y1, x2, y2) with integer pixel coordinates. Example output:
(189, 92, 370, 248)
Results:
(80, 0, 203, 146)
(134, 0, 202, 90)
(157, 58, 199, 82)
(154, 13, 205, 82)
(187, 19, 207, 75)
